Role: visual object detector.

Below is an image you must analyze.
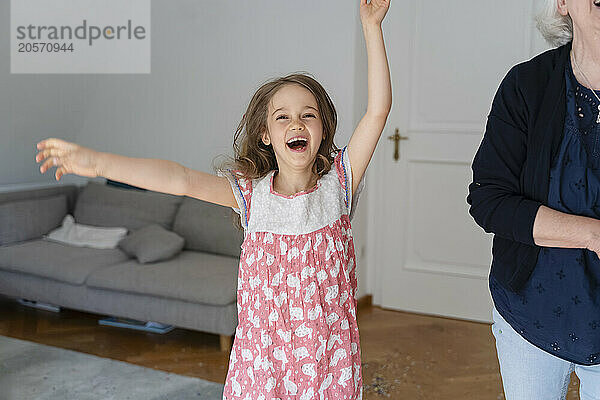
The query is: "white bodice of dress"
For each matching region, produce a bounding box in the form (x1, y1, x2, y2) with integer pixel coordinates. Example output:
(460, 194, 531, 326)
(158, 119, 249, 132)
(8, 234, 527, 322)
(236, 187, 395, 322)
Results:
(218, 145, 366, 235)
(247, 167, 346, 236)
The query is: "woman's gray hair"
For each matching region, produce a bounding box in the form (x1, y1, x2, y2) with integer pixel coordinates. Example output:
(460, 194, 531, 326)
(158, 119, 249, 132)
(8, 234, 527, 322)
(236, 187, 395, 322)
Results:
(535, 0, 573, 47)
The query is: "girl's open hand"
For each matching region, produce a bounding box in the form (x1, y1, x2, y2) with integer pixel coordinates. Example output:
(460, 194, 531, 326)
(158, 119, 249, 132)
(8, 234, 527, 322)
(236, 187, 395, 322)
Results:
(35, 138, 100, 181)
(360, 0, 390, 26)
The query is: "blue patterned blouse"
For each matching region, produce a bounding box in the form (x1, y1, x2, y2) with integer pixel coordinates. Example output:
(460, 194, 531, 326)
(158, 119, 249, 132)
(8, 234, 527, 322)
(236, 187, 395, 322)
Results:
(490, 59, 600, 365)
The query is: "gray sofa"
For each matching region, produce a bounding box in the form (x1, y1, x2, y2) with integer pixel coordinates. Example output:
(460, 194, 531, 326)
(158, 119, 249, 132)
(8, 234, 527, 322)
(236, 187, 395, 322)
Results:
(0, 180, 242, 351)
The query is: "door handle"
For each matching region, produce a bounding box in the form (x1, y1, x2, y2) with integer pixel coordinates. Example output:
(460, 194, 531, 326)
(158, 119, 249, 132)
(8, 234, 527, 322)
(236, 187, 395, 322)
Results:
(387, 128, 409, 161)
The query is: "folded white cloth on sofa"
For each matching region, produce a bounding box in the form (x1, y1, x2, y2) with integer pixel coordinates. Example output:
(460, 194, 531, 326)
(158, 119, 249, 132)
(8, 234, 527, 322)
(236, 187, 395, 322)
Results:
(42, 214, 128, 249)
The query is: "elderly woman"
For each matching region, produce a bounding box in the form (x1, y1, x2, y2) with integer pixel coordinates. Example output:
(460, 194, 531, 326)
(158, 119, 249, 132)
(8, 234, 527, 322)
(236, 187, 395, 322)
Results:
(467, 0, 600, 398)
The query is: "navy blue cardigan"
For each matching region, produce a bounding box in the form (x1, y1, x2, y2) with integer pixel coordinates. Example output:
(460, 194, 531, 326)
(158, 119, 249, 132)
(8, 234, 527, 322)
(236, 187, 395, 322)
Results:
(467, 42, 572, 293)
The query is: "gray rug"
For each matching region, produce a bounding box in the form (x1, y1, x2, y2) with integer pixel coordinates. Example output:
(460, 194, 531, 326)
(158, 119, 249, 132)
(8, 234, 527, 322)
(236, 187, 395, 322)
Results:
(0, 335, 224, 400)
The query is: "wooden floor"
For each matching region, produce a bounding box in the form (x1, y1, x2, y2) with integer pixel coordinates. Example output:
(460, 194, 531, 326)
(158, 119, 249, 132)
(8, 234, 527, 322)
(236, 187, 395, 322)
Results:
(0, 296, 580, 399)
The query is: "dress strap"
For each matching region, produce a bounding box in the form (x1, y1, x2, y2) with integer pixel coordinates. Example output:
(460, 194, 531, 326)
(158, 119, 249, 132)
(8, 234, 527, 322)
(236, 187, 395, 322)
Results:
(217, 169, 252, 230)
(334, 147, 350, 209)
(334, 145, 366, 221)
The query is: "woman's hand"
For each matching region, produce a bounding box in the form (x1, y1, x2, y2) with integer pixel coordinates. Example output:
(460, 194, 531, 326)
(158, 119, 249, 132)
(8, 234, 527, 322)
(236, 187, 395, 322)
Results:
(585, 221, 600, 259)
(360, 0, 390, 26)
(533, 205, 600, 259)
(35, 138, 100, 181)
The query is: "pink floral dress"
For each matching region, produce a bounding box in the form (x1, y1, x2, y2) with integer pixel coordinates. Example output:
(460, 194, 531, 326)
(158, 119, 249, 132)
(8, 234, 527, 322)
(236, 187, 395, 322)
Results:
(218, 145, 365, 400)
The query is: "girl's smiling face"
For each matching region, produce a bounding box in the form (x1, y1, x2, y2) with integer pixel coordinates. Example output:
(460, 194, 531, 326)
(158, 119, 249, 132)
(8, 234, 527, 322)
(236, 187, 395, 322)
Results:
(263, 83, 324, 171)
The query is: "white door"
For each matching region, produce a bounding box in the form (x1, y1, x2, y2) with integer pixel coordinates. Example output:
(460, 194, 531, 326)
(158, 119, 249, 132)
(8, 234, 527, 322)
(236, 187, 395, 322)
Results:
(367, 0, 550, 322)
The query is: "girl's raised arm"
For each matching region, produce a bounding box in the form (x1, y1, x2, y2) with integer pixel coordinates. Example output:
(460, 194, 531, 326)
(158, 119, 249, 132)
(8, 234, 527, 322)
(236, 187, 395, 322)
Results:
(347, 0, 392, 195)
(35, 137, 237, 208)
(183, 168, 238, 208)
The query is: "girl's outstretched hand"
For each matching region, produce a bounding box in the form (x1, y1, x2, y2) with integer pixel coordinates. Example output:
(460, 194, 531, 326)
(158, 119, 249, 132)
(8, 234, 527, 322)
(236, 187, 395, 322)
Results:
(35, 138, 100, 181)
(360, 0, 390, 26)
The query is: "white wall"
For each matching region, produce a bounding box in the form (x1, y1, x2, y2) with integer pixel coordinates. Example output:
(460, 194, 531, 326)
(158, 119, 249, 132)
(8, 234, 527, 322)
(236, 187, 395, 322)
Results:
(1, 0, 371, 298)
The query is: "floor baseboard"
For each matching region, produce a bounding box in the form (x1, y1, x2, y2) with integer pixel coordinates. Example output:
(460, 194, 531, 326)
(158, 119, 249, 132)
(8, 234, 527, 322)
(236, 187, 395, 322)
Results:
(357, 294, 372, 309)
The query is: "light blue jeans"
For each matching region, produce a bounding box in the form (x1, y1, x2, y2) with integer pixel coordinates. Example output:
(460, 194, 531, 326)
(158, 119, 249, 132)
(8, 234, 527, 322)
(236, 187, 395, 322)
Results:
(492, 307, 600, 399)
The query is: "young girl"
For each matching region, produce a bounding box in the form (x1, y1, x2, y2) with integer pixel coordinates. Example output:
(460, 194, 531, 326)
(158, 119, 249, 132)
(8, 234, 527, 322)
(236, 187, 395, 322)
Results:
(35, 1, 391, 398)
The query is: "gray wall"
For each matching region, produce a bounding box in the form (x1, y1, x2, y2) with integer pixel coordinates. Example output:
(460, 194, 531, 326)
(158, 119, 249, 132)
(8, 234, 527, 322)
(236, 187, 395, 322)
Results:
(1, 0, 371, 298)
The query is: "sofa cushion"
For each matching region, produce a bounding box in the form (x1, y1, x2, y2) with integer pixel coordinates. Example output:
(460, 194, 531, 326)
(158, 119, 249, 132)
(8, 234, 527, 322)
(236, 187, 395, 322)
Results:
(45, 214, 128, 249)
(0, 195, 67, 246)
(118, 224, 185, 264)
(0, 184, 79, 215)
(86, 250, 238, 306)
(0, 239, 129, 285)
(73, 181, 183, 231)
(172, 196, 243, 258)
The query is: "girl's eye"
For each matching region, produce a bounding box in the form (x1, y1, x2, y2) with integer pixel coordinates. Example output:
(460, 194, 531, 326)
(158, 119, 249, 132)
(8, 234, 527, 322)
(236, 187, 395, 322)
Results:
(303, 114, 316, 118)
(276, 115, 288, 120)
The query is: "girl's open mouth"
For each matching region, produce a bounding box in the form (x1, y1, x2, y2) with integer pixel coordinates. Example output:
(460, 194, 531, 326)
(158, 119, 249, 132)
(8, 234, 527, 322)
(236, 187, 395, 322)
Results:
(286, 138, 309, 153)
(596, 0, 600, 7)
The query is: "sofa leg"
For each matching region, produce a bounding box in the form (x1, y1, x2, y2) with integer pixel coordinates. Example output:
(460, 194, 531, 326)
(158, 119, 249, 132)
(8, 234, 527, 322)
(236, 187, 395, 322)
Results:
(219, 334, 232, 352)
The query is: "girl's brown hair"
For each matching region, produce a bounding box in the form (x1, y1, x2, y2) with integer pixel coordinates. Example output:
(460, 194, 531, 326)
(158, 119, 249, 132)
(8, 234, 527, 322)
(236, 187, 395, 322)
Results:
(216, 72, 339, 181)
